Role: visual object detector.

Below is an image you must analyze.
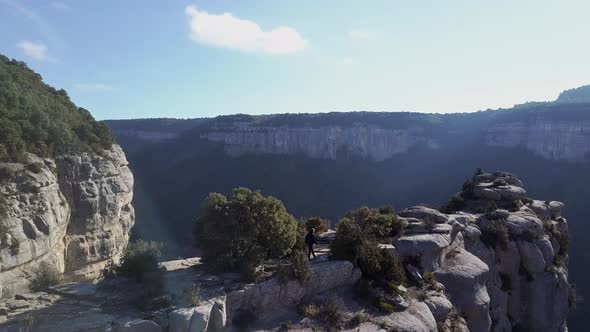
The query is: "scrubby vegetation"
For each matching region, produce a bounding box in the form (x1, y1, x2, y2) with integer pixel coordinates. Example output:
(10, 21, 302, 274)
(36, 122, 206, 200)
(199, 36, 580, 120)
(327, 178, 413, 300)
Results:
(304, 216, 329, 233)
(422, 271, 440, 291)
(277, 250, 312, 284)
(194, 187, 298, 280)
(30, 262, 61, 292)
(440, 194, 466, 214)
(340, 206, 404, 239)
(481, 220, 510, 250)
(331, 208, 406, 291)
(115, 240, 163, 281)
(301, 296, 347, 329)
(0, 55, 114, 162)
(102, 240, 166, 304)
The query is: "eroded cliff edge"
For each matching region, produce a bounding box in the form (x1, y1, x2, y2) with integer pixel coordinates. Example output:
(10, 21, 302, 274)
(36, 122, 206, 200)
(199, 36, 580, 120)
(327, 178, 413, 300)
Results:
(0, 144, 134, 297)
(0, 171, 571, 332)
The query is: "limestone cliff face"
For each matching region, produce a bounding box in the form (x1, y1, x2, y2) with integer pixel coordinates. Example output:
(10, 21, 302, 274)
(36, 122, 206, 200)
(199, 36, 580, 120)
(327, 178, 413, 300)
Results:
(0, 145, 134, 297)
(198, 115, 590, 162)
(202, 125, 434, 161)
(485, 120, 590, 161)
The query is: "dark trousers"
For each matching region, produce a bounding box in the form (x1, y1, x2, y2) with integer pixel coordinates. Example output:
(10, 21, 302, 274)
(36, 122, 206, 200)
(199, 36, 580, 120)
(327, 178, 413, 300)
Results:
(308, 244, 316, 259)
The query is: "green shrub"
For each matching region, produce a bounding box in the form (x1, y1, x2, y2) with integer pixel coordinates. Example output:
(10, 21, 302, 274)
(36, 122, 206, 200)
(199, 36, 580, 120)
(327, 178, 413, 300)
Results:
(555, 231, 569, 257)
(330, 218, 365, 262)
(342, 206, 404, 239)
(30, 262, 61, 292)
(277, 250, 312, 284)
(481, 220, 510, 250)
(331, 218, 405, 289)
(357, 242, 406, 288)
(305, 217, 329, 233)
(0, 192, 8, 217)
(440, 194, 466, 214)
(0, 166, 18, 182)
(194, 188, 298, 280)
(0, 195, 8, 244)
(321, 296, 346, 328)
(349, 313, 367, 327)
(279, 321, 292, 332)
(377, 298, 394, 313)
(423, 271, 438, 290)
(293, 220, 308, 253)
(301, 303, 321, 319)
(115, 240, 162, 281)
(25, 162, 44, 174)
(0, 55, 114, 162)
(488, 201, 498, 212)
(508, 199, 523, 212)
(462, 179, 475, 199)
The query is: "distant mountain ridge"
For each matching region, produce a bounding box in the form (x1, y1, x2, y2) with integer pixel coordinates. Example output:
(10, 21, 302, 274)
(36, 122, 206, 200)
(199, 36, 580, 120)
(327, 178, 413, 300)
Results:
(107, 91, 590, 162)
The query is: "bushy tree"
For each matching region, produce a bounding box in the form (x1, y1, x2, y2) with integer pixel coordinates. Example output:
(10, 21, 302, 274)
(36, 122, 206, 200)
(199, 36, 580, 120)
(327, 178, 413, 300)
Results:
(342, 206, 403, 239)
(115, 240, 162, 281)
(194, 188, 298, 278)
(331, 216, 405, 288)
(330, 218, 365, 262)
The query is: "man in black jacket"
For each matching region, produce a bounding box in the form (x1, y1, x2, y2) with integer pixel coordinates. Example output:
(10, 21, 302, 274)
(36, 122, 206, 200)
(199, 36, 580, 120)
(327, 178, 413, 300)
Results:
(305, 228, 317, 260)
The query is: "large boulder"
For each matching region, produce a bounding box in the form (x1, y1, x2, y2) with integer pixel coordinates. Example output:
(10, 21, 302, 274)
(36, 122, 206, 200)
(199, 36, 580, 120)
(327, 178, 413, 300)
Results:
(399, 206, 449, 224)
(384, 300, 438, 332)
(395, 233, 451, 270)
(473, 183, 527, 201)
(434, 248, 491, 332)
(424, 293, 453, 322)
(169, 303, 213, 332)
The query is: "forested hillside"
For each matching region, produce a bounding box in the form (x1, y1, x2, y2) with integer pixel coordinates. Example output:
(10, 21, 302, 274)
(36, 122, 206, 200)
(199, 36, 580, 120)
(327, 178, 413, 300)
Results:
(0, 55, 113, 162)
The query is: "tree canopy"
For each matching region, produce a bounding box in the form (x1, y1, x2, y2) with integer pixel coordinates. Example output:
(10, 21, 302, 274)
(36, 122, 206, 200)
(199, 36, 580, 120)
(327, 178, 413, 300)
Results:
(194, 187, 298, 278)
(0, 54, 114, 162)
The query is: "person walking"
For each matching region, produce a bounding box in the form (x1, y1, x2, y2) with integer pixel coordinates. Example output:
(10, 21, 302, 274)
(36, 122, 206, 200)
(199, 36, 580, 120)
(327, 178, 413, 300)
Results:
(305, 228, 317, 260)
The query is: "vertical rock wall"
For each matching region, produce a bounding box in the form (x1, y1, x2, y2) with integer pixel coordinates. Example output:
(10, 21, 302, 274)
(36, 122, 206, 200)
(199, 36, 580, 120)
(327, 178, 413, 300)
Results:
(0, 145, 134, 297)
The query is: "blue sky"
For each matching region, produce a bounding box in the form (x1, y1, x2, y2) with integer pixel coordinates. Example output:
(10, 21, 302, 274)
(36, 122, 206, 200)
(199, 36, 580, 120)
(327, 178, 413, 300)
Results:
(1, 0, 589, 120)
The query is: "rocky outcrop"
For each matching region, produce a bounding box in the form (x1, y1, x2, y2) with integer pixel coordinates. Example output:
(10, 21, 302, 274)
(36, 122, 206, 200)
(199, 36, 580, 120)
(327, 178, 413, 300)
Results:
(396, 171, 571, 332)
(0, 145, 134, 297)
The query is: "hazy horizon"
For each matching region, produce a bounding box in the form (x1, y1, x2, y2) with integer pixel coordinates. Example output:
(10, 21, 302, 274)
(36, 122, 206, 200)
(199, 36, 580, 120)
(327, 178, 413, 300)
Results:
(2, 0, 589, 120)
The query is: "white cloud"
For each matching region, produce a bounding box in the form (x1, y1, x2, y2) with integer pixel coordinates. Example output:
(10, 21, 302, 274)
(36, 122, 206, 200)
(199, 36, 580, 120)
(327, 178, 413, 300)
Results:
(74, 83, 114, 91)
(17, 40, 53, 61)
(349, 29, 371, 41)
(185, 5, 308, 55)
